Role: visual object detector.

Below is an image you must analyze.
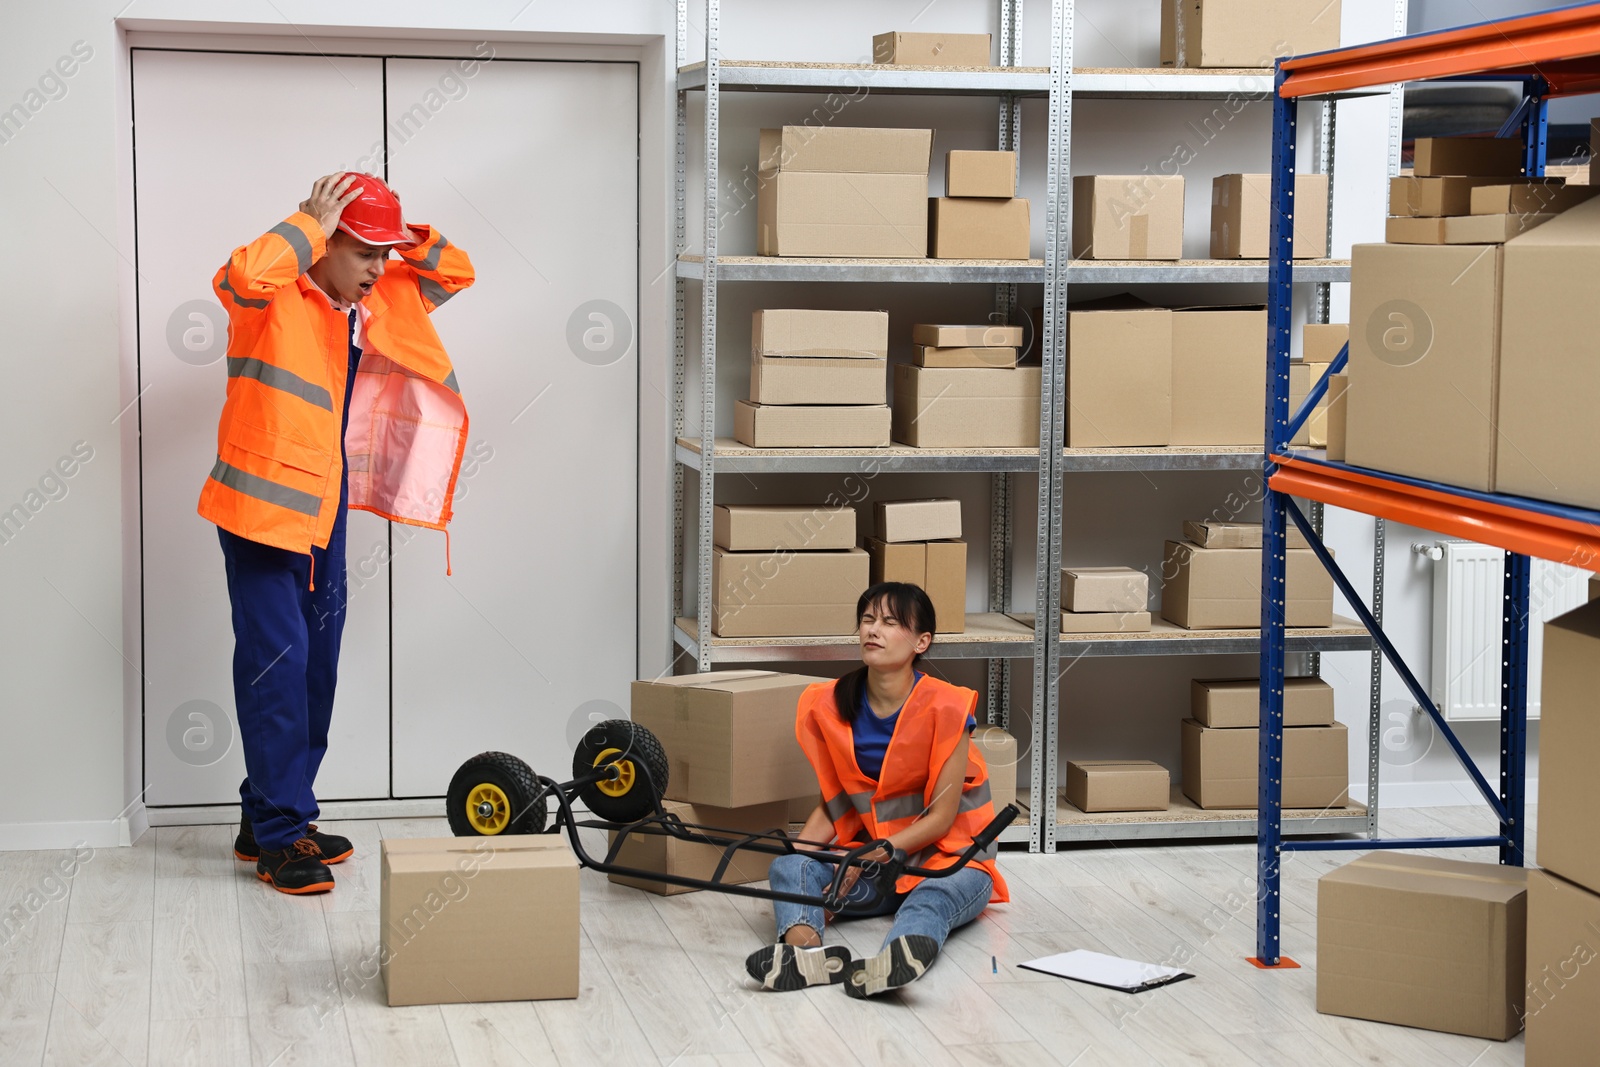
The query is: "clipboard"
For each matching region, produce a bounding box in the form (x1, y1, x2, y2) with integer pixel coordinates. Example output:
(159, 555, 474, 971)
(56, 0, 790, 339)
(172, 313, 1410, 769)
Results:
(1017, 949, 1195, 994)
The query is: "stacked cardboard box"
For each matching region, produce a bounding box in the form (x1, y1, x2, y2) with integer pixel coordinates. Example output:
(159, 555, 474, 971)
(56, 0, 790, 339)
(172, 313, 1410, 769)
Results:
(1061, 565, 1151, 633)
(1161, 520, 1331, 630)
(711, 502, 868, 637)
(1170, 305, 1267, 446)
(1210, 174, 1330, 260)
(866, 499, 966, 633)
(913, 320, 1020, 369)
(757, 126, 932, 258)
(1290, 323, 1347, 448)
(930, 151, 1030, 260)
(1072, 176, 1184, 260)
(972, 725, 1019, 812)
(872, 31, 991, 66)
(1182, 675, 1345, 809)
(1386, 138, 1590, 246)
(1063, 761, 1169, 813)
(1064, 300, 1172, 447)
(1161, 0, 1341, 68)
(895, 324, 1040, 447)
(737, 309, 891, 448)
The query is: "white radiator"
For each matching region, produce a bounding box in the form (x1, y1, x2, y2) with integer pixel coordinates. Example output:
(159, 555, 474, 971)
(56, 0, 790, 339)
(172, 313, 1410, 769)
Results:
(1429, 540, 1591, 721)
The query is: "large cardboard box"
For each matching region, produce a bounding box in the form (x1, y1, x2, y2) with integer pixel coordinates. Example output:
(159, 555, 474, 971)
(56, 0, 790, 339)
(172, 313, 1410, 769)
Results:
(1209, 173, 1330, 260)
(1180, 720, 1348, 809)
(1413, 136, 1526, 178)
(757, 127, 932, 258)
(1496, 198, 1600, 507)
(1182, 519, 1309, 551)
(630, 671, 822, 807)
(911, 324, 1024, 348)
(1534, 599, 1600, 894)
(381, 836, 578, 1006)
(914, 345, 1018, 369)
(1170, 306, 1268, 446)
(875, 497, 962, 543)
(753, 309, 888, 359)
(1325, 372, 1348, 461)
(733, 401, 891, 448)
(1385, 212, 1554, 245)
(1072, 176, 1184, 260)
(606, 799, 791, 896)
(749, 354, 886, 405)
(1161, 0, 1341, 68)
(1062, 566, 1148, 613)
(872, 31, 991, 66)
(1525, 868, 1600, 1064)
(1065, 305, 1172, 447)
(1063, 761, 1170, 813)
(1317, 853, 1527, 1041)
(1390, 175, 1535, 217)
(866, 538, 967, 633)
(1470, 181, 1598, 216)
(710, 547, 868, 639)
(1161, 541, 1334, 629)
(1061, 610, 1152, 634)
(1346, 242, 1502, 491)
(946, 150, 1016, 197)
(713, 504, 856, 552)
(929, 197, 1030, 259)
(972, 726, 1018, 812)
(1190, 676, 1335, 729)
(892, 365, 1041, 448)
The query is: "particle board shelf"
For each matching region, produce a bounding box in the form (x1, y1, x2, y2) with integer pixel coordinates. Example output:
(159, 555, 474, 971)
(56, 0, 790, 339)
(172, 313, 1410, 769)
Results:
(1060, 445, 1264, 472)
(1008, 614, 1374, 657)
(1066, 258, 1351, 284)
(673, 612, 1040, 663)
(677, 437, 1041, 473)
(675, 255, 1350, 284)
(1054, 787, 1370, 842)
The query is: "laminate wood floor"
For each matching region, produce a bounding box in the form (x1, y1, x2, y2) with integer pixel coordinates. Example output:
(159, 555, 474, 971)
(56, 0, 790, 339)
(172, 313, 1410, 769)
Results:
(0, 805, 1533, 1066)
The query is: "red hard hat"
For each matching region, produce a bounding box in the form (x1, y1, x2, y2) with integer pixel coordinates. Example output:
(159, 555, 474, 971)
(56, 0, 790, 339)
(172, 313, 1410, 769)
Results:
(335, 172, 411, 245)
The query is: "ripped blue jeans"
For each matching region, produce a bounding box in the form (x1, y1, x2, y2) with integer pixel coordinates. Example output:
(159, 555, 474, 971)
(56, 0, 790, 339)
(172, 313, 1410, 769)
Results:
(768, 852, 992, 953)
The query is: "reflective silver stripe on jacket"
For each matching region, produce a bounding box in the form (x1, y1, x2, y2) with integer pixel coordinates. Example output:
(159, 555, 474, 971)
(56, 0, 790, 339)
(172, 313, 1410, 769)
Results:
(413, 234, 449, 272)
(958, 780, 993, 813)
(267, 221, 315, 275)
(417, 276, 455, 307)
(208, 458, 321, 517)
(822, 792, 852, 822)
(227, 357, 334, 411)
(874, 792, 926, 824)
(218, 273, 269, 310)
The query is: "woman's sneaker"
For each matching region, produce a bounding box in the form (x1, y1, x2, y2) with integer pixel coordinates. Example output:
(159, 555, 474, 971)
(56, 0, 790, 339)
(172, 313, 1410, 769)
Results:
(843, 935, 939, 998)
(256, 838, 336, 895)
(745, 943, 853, 991)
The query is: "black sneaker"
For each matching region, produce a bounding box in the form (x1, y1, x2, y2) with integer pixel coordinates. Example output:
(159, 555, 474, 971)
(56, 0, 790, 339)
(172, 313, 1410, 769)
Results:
(256, 838, 335, 895)
(745, 943, 853, 991)
(843, 935, 940, 998)
(235, 820, 353, 865)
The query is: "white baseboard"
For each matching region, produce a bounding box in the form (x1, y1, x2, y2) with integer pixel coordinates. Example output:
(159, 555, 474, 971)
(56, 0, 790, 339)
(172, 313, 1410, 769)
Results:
(1352, 778, 1535, 810)
(146, 797, 448, 827)
(0, 817, 140, 851)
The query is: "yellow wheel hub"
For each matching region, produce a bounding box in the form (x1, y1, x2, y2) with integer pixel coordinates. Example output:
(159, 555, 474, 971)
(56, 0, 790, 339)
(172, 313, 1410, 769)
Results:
(592, 747, 636, 797)
(466, 783, 512, 835)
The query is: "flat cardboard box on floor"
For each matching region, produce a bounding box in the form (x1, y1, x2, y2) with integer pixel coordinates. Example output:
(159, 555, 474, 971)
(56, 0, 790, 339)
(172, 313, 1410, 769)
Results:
(757, 127, 931, 258)
(1062, 566, 1149, 613)
(713, 504, 857, 552)
(914, 344, 1019, 369)
(1413, 137, 1526, 178)
(1180, 719, 1348, 809)
(872, 31, 991, 66)
(1191, 676, 1335, 728)
(1064, 760, 1170, 813)
(1525, 869, 1600, 1065)
(929, 197, 1031, 259)
(1390, 175, 1542, 217)
(1061, 610, 1152, 634)
(1161, 541, 1334, 629)
(1065, 304, 1172, 447)
(1470, 182, 1599, 215)
(1161, 0, 1341, 68)
(1317, 853, 1527, 1041)
(946, 150, 1016, 197)
(1209, 174, 1330, 260)
(1533, 599, 1600, 894)
(1169, 305, 1268, 446)
(911, 324, 1024, 348)
(381, 836, 579, 1006)
(892, 365, 1041, 448)
(631, 671, 823, 807)
(875, 497, 962, 543)
(1182, 520, 1309, 551)
(734, 401, 891, 449)
(972, 726, 1018, 811)
(710, 547, 869, 640)
(1385, 213, 1555, 245)
(866, 538, 967, 633)
(1496, 197, 1600, 508)
(753, 309, 888, 359)
(1346, 242, 1503, 492)
(1325, 372, 1349, 461)
(1072, 176, 1185, 260)
(607, 799, 791, 896)
(749, 353, 886, 406)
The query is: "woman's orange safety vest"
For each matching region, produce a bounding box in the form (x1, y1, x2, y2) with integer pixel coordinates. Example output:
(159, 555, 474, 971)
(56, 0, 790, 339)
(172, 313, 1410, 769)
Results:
(795, 675, 1009, 901)
(197, 211, 473, 564)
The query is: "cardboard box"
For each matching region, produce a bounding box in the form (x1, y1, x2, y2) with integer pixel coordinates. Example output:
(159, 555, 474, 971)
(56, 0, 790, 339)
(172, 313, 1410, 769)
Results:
(1592, 575, 1600, 601)
(631, 671, 823, 807)
(1209, 174, 1330, 260)
(1161, 0, 1341, 68)
(749, 354, 886, 406)
(1065, 305, 1172, 447)
(1413, 137, 1526, 178)
(1593, 116, 1600, 185)
(946, 150, 1016, 198)
(1385, 213, 1555, 245)
(1062, 566, 1148, 613)
(606, 799, 791, 896)
(892, 365, 1041, 448)
(872, 31, 992, 66)
(1534, 599, 1600, 894)
(1181, 520, 1309, 551)
(1180, 719, 1348, 809)
(1390, 175, 1537, 217)
(753, 309, 888, 359)
(1346, 242, 1502, 491)
(1072, 176, 1184, 260)
(1496, 198, 1600, 507)
(710, 547, 868, 639)
(914, 344, 1019, 369)
(1303, 323, 1349, 363)
(1170, 306, 1268, 446)
(972, 726, 1018, 812)
(912, 324, 1023, 348)
(1325, 372, 1349, 461)
(929, 197, 1031, 259)
(1190, 676, 1336, 729)
(713, 504, 857, 552)
(1525, 868, 1600, 1064)
(1470, 181, 1598, 216)
(1295, 322, 1347, 447)
(381, 836, 578, 1006)
(1061, 610, 1152, 634)
(757, 127, 931, 258)
(1317, 853, 1527, 1041)
(733, 401, 891, 448)
(1063, 761, 1170, 813)
(866, 538, 967, 634)
(875, 497, 962, 543)
(1161, 541, 1334, 629)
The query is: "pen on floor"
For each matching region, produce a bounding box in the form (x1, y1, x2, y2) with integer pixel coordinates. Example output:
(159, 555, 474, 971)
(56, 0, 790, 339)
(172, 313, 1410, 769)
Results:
(992, 955, 998, 975)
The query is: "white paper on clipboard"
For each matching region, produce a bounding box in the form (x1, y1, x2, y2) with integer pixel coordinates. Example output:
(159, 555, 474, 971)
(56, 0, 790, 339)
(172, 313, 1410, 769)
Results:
(1017, 949, 1193, 993)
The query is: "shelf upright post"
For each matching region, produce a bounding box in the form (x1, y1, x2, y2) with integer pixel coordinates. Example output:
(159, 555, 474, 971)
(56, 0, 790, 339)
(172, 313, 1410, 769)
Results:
(671, 0, 690, 661)
(695, 0, 723, 673)
(1501, 552, 1531, 866)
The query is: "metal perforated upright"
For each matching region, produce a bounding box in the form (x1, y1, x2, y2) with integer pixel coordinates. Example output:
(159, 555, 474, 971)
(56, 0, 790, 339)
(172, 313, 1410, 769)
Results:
(671, 0, 690, 643)
(694, 0, 722, 673)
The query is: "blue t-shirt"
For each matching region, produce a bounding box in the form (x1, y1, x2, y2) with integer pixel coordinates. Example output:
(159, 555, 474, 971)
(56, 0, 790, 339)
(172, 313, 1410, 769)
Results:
(852, 673, 976, 781)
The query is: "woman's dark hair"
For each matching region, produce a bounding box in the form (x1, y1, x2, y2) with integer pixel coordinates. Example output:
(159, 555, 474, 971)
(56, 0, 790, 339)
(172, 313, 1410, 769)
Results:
(834, 582, 937, 724)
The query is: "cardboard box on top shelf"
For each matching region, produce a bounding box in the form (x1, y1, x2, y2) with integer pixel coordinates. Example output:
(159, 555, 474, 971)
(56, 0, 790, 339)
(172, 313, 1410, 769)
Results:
(929, 197, 1031, 260)
(1060, 610, 1152, 634)
(1061, 566, 1148, 614)
(914, 345, 1019, 369)
(713, 504, 857, 553)
(866, 538, 966, 634)
(749, 354, 887, 406)
(710, 547, 869, 641)
(872, 31, 992, 67)
(1161, 0, 1341, 68)
(875, 498, 962, 543)
(1525, 869, 1600, 1064)
(1496, 197, 1600, 508)
(1161, 541, 1333, 629)
(1324, 373, 1349, 461)
(753, 309, 889, 359)
(733, 401, 891, 449)
(631, 671, 824, 807)
(1385, 213, 1555, 245)
(1470, 182, 1600, 215)
(381, 836, 578, 1006)
(911, 324, 1024, 348)
(945, 150, 1016, 198)
(1533, 599, 1600, 894)
(1389, 175, 1548, 218)
(607, 799, 792, 896)
(972, 726, 1018, 811)
(757, 127, 931, 258)
(1182, 520, 1310, 551)
(1412, 137, 1527, 178)
(892, 365, 1041, 448)
(1180, 720, 1348, 809)
(1169, 305, 1268, 446)
(1071, 176, 1185, 260)
(1191, 676, 1335, 729)
(1209, 174, 1330, 259)
(1318, 853, 1527, 1041)
(1063, 761, 1170, 813)
(1065, 302, 1172, 447)
(1346, 242, 1503, 492)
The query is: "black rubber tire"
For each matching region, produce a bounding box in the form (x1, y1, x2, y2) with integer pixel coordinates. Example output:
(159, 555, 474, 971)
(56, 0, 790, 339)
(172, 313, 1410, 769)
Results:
(572, 720, 669, 823)
(446, 751, 548, 837)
